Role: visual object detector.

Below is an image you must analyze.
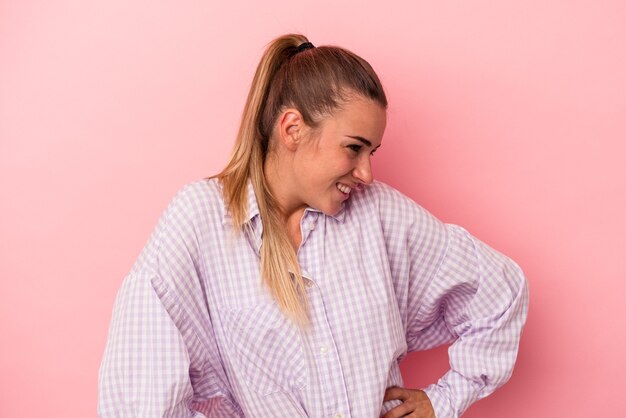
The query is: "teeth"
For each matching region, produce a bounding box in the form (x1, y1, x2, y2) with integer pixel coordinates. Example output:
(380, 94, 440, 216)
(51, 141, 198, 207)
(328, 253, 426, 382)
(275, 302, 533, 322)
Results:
(336, 183, 351, 194)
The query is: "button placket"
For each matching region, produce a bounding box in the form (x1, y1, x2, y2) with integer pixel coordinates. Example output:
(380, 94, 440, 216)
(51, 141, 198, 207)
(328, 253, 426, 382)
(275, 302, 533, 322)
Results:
(299, 211, 319, 248)
(298, 216, 350, 416)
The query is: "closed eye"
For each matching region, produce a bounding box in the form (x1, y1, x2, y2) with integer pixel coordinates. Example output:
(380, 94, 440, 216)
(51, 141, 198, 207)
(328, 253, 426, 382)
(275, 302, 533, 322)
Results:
(348, 144, 362, 153)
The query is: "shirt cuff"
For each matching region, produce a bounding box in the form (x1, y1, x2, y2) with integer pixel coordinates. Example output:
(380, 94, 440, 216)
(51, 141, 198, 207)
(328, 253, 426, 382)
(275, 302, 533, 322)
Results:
(422, 384, 455, 418)
(422, 370, 486, 418)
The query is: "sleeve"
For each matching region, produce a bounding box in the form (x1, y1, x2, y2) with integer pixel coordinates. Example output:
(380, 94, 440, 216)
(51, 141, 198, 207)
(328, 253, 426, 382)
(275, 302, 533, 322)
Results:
(98, 185, 240, 417)
(98, 272, 208, 417)
(408, 224, 529, 418)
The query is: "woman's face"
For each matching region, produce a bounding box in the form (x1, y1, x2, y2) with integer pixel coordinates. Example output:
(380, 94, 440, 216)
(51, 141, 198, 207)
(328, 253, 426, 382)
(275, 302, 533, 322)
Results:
(290, 96, 387, 216)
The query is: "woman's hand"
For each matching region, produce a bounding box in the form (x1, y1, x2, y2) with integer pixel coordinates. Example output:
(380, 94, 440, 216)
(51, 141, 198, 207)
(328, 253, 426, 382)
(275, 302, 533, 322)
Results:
(382, 386, 436, 418)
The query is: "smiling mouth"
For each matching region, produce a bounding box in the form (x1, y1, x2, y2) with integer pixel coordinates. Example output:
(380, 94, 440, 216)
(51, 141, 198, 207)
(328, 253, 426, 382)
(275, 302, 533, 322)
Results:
(336, 182, 352, 194)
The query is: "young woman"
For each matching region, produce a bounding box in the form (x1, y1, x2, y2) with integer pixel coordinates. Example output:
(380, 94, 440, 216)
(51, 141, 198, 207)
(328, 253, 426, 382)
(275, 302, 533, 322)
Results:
(98, 34, 528, 418)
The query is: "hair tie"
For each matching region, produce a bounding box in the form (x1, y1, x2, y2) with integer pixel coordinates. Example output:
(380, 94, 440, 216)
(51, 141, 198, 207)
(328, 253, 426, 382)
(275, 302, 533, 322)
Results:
(294, 42, 315, 54)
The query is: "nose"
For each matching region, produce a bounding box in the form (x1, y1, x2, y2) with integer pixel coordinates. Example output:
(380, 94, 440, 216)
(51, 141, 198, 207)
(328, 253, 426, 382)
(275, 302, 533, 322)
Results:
(353, 154, 374, 185)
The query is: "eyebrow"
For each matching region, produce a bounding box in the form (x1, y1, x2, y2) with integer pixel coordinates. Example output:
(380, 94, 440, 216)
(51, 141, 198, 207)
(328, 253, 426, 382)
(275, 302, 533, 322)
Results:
(346, 135, 381, 149)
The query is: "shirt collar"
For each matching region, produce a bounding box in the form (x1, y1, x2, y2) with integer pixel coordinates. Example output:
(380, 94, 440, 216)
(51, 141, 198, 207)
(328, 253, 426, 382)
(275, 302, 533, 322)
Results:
(303, 204, 346, 223)
(221, 178, 347, 225)
(220, 178, 260, 226)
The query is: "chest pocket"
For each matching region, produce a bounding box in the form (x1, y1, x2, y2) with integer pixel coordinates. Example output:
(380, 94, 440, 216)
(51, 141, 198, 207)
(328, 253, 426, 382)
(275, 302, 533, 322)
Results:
(219, 302, 307, 396)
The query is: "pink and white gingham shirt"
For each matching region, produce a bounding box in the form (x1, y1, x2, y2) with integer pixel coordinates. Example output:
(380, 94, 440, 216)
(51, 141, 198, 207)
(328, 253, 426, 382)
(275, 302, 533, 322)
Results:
(98, 178, 528, 418)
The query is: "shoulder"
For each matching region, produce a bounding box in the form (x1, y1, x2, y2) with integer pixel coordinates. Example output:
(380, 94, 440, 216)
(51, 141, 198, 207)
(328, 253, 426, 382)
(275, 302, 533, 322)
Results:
(170, 177, 221, 206)
(349, 180, 408, 210)
(164, 178, 225, 222)
(350, 180, 438, 224)
(347, 181, 448, 249)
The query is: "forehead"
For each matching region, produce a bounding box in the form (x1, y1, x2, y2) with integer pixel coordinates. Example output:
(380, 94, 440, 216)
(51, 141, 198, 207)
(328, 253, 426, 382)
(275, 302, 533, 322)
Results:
(325, 97, 387, 141)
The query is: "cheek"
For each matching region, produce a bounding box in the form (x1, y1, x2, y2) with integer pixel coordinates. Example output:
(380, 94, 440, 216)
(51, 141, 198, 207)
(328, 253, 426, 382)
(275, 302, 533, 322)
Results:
(302, 150, 352, 187)
(335, 158, 354, 176)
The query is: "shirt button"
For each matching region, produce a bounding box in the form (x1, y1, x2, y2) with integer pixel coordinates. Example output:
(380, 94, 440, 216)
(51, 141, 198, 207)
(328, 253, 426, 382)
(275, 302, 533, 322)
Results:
(333, 414, 343, 418)
(320, 345, 329, 355)
(305, 280, 314, 288)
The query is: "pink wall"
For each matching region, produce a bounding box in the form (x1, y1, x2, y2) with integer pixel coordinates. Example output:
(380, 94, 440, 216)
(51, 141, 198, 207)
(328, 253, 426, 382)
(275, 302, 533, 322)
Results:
(1, 1, 625, 416)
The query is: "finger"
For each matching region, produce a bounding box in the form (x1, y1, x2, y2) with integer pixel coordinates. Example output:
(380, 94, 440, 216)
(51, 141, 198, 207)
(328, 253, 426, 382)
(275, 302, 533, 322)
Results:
(383, 401, 413, 418)
(383, 386, 409, 402)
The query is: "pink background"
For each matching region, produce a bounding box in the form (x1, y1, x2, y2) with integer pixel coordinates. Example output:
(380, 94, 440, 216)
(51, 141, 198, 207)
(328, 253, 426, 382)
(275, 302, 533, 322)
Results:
(1, 1, 625, 417)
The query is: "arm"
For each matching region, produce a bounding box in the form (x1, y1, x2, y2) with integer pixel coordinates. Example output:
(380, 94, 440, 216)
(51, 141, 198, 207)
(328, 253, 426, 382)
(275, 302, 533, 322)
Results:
(409, 224, 529, 418)
(98, 184, 239, 417)
(98, 272, 208, 417)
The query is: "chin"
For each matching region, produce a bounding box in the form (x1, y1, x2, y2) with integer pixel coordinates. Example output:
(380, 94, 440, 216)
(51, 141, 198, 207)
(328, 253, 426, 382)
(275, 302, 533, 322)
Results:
(308, 195, 343, 216)
(318, 203, 342, 216)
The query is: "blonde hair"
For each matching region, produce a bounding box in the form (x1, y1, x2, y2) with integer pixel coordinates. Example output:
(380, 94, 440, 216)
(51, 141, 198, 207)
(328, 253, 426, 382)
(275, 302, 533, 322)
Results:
(213, 34, 387, 327)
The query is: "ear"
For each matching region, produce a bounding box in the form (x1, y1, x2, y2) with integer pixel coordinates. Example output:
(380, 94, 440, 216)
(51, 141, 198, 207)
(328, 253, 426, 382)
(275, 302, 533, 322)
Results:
(276, 108, 307, 151)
